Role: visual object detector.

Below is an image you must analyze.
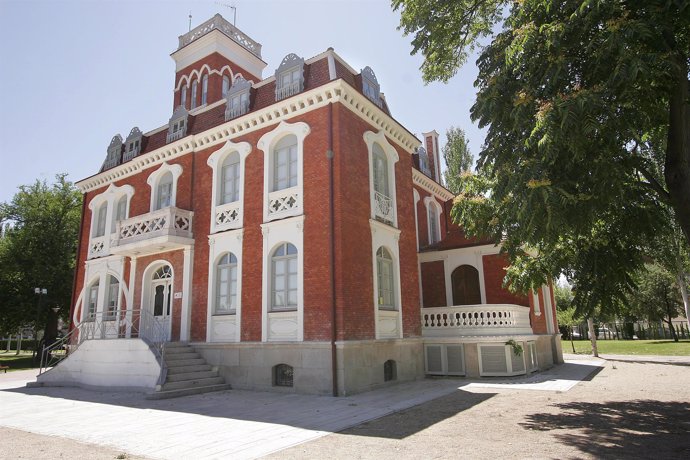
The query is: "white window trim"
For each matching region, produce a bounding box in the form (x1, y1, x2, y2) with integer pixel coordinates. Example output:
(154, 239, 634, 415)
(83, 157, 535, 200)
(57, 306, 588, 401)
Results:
(364, 130, 399, 228)
(370, 219, 402, 339)
(257, 121, 311, 223)
(207, 140, 252, 233)
(206, 229, 244, 343)
(424, 196, 442, 245)
(87, 184, 134, 258)
(146, 162, 183, 212)
(260, 215, 304, 342)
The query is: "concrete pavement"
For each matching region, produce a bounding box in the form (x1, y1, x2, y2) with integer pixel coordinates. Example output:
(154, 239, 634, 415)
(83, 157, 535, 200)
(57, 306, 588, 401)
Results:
(0, 358, 604, 460)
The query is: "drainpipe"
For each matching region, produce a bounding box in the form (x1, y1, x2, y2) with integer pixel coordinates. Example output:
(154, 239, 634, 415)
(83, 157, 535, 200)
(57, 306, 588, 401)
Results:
(69, 194, 87, 333)
(327, 102, 338, 396)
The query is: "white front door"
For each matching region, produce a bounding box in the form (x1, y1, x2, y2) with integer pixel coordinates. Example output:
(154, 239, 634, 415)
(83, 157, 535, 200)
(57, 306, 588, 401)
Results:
(150, 265, 173, 341)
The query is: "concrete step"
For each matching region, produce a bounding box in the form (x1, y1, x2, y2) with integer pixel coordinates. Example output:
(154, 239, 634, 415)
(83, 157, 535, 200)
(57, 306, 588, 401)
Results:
(165, 346, 195, 354)
(166, 370, 218, 382)
(146, 383, 231, 400)
(164, 358, 206, 367)
(163, 342, 190, 349)
(165, 352, 200, 362)
(166, 364, 213, 374)
(162, 376, 225, 391)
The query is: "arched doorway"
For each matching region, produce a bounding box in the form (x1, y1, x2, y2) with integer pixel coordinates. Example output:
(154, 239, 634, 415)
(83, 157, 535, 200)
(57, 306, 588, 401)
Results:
(149, 265, 173, 341)
(451, 265, 481, 306)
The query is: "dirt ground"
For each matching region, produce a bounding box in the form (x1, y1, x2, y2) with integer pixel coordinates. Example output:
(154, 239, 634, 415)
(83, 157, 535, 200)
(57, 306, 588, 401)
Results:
(2, 355, 689, 460)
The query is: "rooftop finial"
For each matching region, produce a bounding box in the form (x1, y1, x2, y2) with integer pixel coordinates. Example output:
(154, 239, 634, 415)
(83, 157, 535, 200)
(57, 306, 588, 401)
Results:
(188, 11, 192, 31)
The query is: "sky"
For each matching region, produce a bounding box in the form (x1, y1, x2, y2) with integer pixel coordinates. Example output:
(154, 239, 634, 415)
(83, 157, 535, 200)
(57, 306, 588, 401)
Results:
(0, 0, 484, 204)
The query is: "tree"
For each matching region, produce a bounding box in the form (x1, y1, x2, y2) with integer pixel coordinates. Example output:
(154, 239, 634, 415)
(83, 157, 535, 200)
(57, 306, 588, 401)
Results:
(0, 175, 82, 343)
(443, 126, 473, 194)
(394, 0, 690, 316)
(554, 282, 582, 353)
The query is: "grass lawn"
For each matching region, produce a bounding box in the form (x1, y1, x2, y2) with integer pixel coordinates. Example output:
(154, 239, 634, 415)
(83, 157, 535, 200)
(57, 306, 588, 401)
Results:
(562, 339, 690, 356)
(0, 351, 39, 372)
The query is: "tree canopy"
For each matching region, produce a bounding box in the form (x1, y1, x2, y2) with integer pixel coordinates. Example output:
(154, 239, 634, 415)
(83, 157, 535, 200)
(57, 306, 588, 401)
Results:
(0, 175, 82, 337)
(394, 0, 690, 316)
(443, 126, 473, 194)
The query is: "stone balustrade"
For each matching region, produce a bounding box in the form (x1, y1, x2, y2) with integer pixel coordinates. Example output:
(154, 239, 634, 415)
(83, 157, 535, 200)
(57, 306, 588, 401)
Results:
(267, 186, 301, 220)
(114, 207, 193, 247)
(214, 201, 241, 231)
(422, 304, 533, 337)
(374, 191, 394, 223)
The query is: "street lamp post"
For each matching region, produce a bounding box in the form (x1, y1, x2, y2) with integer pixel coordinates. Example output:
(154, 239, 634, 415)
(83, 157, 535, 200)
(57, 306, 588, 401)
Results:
(33, 287, 47, 361)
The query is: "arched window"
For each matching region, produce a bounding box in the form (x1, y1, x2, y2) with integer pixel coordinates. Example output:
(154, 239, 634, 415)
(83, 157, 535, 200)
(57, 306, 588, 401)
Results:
(86, 280, 99, 320)
(112, 195, 128, 233)
(372, 143, 389, 197)
(201, 74, 208, 105)
(215, 253, 238, 314)
(220, 152, 240, 204)
(271, 243, 298, 311)
(94, 202, 108, 237)
(156, 172, 173, 210)
(105, 275, 119, 319)
(273, 363, 294, 387)
(222, 76, 230, 98)
(451, 265, 481, 306)
(427, 203, 440, 244)
(376, 247, 395, 310)
(191, 80, 198, 109)
(180, 84, 187, 108)
(272, 135, 298, 191)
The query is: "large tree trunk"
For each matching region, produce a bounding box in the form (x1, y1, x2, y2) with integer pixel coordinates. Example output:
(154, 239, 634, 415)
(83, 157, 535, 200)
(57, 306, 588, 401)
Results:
(570, 325, 576, 353)
(678, 272, 690, 333)
(587, 317, 599, 357)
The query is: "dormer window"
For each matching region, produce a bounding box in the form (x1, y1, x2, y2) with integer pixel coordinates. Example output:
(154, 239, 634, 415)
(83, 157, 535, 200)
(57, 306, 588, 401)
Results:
(225, 76, 252, 120)
(201, 74, 208, 105)
(167, 106, 188, 143)
(417, 146, 431, 176)
(180, 84, 187, 108)
(275, 53, 304, 101)
(123, 127, 143, 162)
(101, 135, 123, 171)
(361, 66, 381, 107)
(191, 80, 198, 109)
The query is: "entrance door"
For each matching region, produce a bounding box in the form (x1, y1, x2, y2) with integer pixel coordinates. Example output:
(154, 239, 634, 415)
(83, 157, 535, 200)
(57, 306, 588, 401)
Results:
(150, 265, 172, 341)
(451, 265, 482, 306)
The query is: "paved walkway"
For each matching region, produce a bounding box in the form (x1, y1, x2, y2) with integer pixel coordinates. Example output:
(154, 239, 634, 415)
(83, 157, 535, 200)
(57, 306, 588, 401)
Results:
(0, 359, 604, 460)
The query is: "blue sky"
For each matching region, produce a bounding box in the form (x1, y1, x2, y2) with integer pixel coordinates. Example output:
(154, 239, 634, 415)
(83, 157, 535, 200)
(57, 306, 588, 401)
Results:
(0, 0, 483, 203)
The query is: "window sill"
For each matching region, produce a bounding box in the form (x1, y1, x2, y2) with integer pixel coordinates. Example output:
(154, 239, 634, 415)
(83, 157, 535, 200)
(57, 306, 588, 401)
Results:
(212, 312, 236, 316)
(269, 308, 298, 313)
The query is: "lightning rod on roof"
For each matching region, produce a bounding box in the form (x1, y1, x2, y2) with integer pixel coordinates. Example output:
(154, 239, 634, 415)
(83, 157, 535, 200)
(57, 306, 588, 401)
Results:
(188, 11, 192, 31)
(215, 2, 237, 26)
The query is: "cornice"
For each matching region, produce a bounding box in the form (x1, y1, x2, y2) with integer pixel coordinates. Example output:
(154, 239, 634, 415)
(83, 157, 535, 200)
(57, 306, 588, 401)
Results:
(412, 169, 454, 201)
(77, 80, 420, 193)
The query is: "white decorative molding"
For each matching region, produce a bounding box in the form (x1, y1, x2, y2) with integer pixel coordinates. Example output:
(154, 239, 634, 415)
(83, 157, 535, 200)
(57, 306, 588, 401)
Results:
(206, 229, 244, 343)
(177, 13, 262, 58)
(364, 129, 399, 227)
(77, 80, 419, 193)
(146, 162, 183, 211)
(207, 140, 252, 233)
(412, 169, 454, 201)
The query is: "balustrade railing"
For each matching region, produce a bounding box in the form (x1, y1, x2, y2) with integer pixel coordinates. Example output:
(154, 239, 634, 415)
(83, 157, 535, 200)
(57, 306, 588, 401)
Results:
(214, 201, 241, 231)
(166, 129, 186, 143)
(276, 81, 301, 100)
(88, 235, 109, 259)
(374, 191, 394, 223)
(422, 304, 533, 337)
(114, 207, 193, 246)
(178, 13, 262, 58)
(267, 187, 301, 219)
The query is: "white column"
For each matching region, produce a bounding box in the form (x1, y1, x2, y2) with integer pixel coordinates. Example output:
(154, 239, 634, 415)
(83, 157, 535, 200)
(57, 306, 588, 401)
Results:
(180, 246, 194, 342)
(126, 257, 137, 338)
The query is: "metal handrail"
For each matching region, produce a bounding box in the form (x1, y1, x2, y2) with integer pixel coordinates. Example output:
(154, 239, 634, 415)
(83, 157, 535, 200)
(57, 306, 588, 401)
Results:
(39, 309, 168, 384)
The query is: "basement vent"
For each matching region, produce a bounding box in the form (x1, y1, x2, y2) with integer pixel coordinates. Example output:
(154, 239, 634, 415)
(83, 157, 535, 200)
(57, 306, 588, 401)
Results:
(424, 344, 465, 376)
(425, 346, 443, 374)
(480, 346, 508, 374)
(446, 345, 464, 375)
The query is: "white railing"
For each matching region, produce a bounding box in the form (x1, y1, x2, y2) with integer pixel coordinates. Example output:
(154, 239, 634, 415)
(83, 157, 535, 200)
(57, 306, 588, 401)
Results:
(88, 235, 109, 259)
(422, 304, 533, 337)
(114, 207, 193, 246)
(178, 13, 262, 58)
(374, 191, 394, 223)
(214, 201, 241, 231)
(166, 129, 185, 143)
(276, 81, 301, 100)
(267, 187, 301, 219)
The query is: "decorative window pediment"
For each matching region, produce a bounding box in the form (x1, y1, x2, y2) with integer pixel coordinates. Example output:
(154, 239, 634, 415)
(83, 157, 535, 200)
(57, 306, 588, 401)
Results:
(275, 53, 304, 101)
(123, 127, 143, 162)
(361, 66, 381, 107)
(101, 134, 123, 171)
(167, 106, 189, 143)
(225, 76, 252, 120)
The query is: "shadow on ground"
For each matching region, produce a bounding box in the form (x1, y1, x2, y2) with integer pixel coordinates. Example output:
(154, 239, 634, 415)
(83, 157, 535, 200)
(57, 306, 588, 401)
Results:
(521, 400, 690, 459)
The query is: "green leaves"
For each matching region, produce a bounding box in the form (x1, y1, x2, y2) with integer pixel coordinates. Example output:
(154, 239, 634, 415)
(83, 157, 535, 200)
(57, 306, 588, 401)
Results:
(442, 126, 473, 193)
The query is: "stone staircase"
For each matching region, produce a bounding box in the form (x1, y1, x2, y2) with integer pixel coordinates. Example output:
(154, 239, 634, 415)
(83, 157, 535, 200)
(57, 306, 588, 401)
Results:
(147, 342, 231, 400)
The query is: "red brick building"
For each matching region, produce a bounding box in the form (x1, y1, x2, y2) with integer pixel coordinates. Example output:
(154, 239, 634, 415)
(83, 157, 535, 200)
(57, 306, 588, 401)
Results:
(39, 14, 562, 396)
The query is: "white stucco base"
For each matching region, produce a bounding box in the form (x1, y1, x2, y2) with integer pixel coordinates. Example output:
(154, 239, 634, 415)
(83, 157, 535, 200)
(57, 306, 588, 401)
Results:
(36, 339, 160, 391)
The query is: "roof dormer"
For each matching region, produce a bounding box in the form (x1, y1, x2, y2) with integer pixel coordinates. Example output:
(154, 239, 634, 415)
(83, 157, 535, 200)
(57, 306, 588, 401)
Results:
(361, 66, 381, 107)
(275, 53, 304, 101)
(225, 76, 252, 121)
(101, 135, 123, 171)
(167, 106, 189, 143)
(123, 127, 143, 162)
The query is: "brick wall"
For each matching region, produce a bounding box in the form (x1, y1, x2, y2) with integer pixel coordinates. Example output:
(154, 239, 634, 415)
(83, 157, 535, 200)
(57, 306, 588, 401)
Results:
(482, 253, 528, 306)
(420, 261, 446, 307)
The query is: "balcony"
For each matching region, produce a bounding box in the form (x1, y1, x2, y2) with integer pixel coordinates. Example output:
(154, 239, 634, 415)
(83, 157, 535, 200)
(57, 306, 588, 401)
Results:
(276, 81, 301, 101)
(87, 235, 110, 259)
(213, 201, 241, 232)
(373, 191, 394, 223)
(267, 186, 301, 221)
(111, 207, 194, 256)
(421, 304, 532, 338)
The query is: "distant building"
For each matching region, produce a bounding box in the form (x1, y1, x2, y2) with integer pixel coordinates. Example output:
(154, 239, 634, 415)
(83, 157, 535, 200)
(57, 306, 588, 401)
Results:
(39, 14, 562, 396)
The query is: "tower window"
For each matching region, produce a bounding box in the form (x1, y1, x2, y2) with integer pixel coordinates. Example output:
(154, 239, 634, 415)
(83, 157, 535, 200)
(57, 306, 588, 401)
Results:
(201, 74, 208, 105)
(191, 80, 198, 109)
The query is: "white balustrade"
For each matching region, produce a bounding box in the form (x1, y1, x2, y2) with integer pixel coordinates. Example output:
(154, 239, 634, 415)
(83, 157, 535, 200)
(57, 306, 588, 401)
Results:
(422, 304, 533, 337)
(267, 187, 301, 219)
(276, 81, 301, 100)
(88, 235, 109, 259)
(178, 14, 262, 58)
(214, 201, 241, 231)
(114, 207, 193, 246)
(374, 191, 394, 222)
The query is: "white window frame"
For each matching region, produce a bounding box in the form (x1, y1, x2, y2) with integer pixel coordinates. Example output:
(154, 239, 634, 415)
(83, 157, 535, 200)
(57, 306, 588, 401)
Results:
(222, 76, 230, 98)
(207, 140, 252, 233)
(270, 243, 299, 312)
(258, 121, 311, 223)
(147, 162, 183, 212)
(86, 280, 99, 321)
(87, 184, 134, 259)
(364, 130, 399, 228)
(214, 252, 238, 315)
(180, 83, 187, 109)
(190, 80, 198, 109)
(207, 230, 244, 343)
(376, 246, 396, 310)
(201, 74, 208, 106)
(94, 201, 108, 238)
(370, 219, 402, 339)
(424, 196, 442, 245)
